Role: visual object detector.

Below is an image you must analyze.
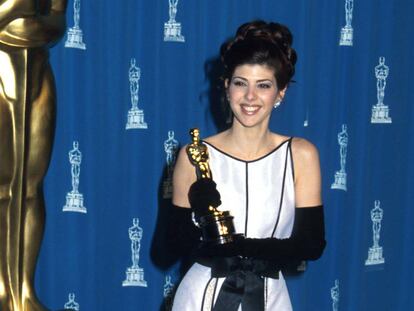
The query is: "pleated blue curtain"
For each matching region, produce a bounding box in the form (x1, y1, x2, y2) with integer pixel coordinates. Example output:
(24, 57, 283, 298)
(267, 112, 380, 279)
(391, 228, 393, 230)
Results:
(35, 0, 414, 310)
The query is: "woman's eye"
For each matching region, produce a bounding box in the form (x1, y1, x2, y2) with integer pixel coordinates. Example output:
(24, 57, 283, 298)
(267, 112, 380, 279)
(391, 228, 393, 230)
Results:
(232, 80, 246, 87)
(258, 83, 272, 89)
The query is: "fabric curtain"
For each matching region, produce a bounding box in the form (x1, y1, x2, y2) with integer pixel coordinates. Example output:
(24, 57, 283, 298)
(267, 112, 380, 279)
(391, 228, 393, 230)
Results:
(35, 0, 414, 310)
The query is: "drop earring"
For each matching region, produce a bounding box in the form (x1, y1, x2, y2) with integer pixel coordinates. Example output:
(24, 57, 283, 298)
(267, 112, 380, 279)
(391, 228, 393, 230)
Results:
(273, 100, 281, 109)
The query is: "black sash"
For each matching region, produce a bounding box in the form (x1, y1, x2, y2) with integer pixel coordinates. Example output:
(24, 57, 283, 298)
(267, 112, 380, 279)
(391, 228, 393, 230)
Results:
(198, 257, 280, 311)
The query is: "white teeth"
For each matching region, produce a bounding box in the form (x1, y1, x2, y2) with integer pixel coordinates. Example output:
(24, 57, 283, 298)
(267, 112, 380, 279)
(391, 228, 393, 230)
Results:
(242, 105, 259, 112)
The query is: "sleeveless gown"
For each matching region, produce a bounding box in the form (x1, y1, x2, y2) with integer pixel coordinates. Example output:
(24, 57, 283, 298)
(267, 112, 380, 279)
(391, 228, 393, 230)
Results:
(172, 138, 295, 311)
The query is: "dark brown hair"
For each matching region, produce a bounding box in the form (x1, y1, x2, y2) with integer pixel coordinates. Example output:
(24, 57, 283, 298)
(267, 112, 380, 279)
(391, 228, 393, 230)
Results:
(221, 20, 297, 90)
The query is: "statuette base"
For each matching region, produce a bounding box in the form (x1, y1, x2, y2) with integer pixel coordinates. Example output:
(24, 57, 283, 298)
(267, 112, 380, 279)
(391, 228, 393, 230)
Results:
(63, 191, 86, 213)
(123, 267, 148, 287)
(126, 108, 148, 129)
(65, 27, 86, 50)
(199, 211, 243, 245)
(331, 171, 347, 191)
(371, 105, 392, 123)
(339, 26, 353, 46)
(164, 22, 185, 42)
(163, 180, 173, 199)
(365, 246, 385, 265)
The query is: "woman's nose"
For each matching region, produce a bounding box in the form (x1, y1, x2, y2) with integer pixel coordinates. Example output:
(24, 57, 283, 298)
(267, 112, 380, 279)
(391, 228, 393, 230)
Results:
(245, 85, 257, 101)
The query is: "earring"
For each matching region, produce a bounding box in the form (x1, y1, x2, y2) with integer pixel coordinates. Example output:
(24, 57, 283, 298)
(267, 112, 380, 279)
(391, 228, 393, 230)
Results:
(273, 101, 281, 109)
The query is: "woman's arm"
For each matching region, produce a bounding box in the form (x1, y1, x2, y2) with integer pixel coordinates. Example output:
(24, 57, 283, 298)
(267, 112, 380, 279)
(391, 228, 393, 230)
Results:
(291, 137, 322, 207)
(168, 146, 200, 259)
(172, 146, 197, 208)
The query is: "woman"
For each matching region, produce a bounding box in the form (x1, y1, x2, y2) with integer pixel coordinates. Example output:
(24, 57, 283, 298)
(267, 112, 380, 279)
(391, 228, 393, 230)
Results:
(171, 20, 326, 311)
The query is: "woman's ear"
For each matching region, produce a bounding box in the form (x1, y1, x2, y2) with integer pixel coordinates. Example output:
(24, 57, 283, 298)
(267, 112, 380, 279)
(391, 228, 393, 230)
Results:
(224, 79, 229, 89)
(224, 79, 230, 101)
(278, 87, 287, 101)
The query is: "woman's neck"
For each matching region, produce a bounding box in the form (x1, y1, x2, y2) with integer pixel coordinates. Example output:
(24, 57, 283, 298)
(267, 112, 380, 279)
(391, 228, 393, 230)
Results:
(224, 124, 275, 160)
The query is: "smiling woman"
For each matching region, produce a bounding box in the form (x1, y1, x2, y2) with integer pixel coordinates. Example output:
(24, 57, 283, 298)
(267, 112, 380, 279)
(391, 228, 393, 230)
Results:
(171, 20, 326, 311)
(226, 64, 284, 130)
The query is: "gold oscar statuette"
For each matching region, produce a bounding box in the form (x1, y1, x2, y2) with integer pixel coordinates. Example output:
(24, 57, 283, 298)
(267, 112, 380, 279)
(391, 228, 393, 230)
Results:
(186, 128, 242, 244)
(0, 1, 67, 310)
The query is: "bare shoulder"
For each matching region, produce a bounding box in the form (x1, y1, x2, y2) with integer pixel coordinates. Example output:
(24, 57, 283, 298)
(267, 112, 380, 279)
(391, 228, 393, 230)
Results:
(174, 144, 195, 177)
(290, 137, 322, 207)
(291, 137, 320, 164)
(172, 144, 196, 208)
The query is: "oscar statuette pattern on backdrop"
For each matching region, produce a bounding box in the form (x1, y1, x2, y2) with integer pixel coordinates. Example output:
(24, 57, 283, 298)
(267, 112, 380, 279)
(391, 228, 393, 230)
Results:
(33, 0, 414, 310)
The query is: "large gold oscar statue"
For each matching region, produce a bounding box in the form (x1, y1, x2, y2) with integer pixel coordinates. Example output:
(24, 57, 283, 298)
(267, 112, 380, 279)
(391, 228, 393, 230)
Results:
(186, 128, 241, 245)
(0, 1, 67, 310)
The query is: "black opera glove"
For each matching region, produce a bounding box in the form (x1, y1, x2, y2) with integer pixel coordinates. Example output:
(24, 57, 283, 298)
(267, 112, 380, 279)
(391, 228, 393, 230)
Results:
(195, 206, 326, 262)
(188, 178, 221, 220)
(195, 237, 245, 258)
(241, 206, 326, 262)
(168, 205, 201, 258)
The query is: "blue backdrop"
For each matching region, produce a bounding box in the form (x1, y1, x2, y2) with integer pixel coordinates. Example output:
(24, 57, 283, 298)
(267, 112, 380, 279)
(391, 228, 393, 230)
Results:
(35, 0, 414, 310)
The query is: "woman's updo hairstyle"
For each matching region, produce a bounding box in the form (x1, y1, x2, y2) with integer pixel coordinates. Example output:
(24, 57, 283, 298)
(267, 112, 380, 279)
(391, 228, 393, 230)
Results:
(221, 20, 297, 90)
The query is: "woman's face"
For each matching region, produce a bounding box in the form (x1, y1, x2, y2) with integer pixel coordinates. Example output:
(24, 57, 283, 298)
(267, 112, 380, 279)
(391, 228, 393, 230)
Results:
(226, 64, 285, 129)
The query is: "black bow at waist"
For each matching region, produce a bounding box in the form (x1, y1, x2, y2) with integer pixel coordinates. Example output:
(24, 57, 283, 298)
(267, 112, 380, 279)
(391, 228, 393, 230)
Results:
(197, 256, 280, 311)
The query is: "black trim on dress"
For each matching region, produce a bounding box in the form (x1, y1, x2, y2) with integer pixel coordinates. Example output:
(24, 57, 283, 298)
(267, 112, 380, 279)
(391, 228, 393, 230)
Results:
(288, 137, 295, 181)
(271, 140, 290, 238)
(201, 277, 218, 311)
(203, 139, 290, 163)
(211, 279, 218, 310)
(200, 278, 209, 311)
(245, 162, 249, 236)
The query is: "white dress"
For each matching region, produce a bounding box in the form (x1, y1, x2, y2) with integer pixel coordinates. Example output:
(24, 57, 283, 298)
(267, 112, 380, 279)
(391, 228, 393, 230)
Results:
(172, 138, 295, 311)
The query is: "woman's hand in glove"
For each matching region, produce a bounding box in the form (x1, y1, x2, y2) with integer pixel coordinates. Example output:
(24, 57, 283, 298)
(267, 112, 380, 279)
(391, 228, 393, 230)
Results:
(195, 237, 245, 258)
(188, 178, 221, 219)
